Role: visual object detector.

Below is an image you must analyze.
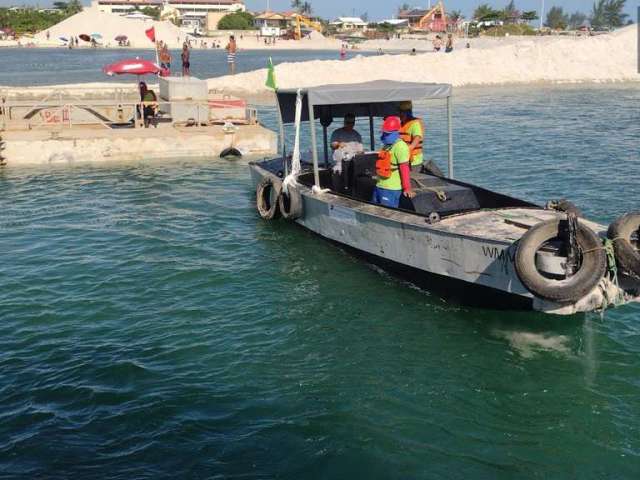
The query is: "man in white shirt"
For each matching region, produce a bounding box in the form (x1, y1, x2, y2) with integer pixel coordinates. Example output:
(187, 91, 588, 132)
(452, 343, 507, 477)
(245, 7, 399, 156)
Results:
(330, 113, 362, 151)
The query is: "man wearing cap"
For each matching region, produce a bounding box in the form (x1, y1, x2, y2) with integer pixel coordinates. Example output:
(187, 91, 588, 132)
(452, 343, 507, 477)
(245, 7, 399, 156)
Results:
(398, 101, 425, 170)
(371, 116, 415, 208)
(330, 113, 362, 150)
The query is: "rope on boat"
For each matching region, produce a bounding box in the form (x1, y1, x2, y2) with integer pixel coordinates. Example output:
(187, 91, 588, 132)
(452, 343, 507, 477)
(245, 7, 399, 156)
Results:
(282, 89, 302, 194)
(590, 238, 626, 312)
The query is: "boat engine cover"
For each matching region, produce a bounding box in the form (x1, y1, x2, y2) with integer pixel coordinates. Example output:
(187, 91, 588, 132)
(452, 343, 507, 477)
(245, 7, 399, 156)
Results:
(401, 183, 481, 215)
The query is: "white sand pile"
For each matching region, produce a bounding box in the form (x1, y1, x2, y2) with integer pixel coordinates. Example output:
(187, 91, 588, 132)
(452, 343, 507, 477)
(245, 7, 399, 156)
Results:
(208, 26, 639, 93)
(32, 7, 189, 48)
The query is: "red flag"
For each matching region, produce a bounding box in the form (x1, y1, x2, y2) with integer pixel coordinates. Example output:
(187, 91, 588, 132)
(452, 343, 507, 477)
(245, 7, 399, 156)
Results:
(145, 27, 155, 43)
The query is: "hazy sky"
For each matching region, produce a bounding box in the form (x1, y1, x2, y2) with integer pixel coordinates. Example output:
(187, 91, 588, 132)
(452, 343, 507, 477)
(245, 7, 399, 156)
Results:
(0, 0, 637, 22)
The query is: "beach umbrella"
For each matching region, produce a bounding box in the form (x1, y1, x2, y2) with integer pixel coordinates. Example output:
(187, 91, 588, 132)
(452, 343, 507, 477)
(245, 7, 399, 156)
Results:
(91, 33, 103, 40)
(102, 59, 164, 76)
(115, 35, 128, 42)
(59, 36, 69, 43)
(79, 34, 91, 42)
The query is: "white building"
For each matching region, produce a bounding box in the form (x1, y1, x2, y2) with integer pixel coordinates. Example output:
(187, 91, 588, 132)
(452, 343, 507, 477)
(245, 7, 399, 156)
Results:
(330, 17, 368, 33)
(92, 0, 245, 19)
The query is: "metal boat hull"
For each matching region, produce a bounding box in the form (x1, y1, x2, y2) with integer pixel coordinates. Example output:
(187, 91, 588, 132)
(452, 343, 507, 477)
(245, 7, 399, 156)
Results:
(250, 162, 636, 315)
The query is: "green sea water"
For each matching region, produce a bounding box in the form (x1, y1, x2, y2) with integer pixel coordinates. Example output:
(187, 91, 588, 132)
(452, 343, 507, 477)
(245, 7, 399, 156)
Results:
(1, 84, 639, 478)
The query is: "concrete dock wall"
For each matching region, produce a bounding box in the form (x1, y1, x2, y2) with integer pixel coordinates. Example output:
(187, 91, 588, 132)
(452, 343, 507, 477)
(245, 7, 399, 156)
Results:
(1, 124, 277, 166)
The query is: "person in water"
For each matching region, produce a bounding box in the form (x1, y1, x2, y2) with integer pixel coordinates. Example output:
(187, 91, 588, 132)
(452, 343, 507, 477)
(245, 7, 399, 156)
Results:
(226, 35, 237, 75)
(433, 35, 442, 52)
(371, 116, 414, 208)
(398, 101, 425, 170)
(330, 113, 362, 151)
(181, 43, 190, 77)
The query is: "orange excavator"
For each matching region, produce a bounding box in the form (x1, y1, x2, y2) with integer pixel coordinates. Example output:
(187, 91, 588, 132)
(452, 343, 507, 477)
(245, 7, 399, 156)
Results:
(417, 1, 448, 32)
(291, 14, 323, 40)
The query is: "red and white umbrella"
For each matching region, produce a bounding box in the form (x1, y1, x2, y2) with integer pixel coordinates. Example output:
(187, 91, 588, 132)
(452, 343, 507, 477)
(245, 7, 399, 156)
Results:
(102, 59, 165, 76)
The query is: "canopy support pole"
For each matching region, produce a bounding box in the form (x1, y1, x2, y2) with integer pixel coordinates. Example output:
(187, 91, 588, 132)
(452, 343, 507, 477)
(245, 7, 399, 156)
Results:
(308, 95, 320, 188)
(447, 96, 454, 179)
(322, 125, 329, 168)
(369, 110, 375, 151)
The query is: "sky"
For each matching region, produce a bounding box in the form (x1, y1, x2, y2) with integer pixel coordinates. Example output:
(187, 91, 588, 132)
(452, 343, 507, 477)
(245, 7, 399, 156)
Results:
(0, 0, 637, 22)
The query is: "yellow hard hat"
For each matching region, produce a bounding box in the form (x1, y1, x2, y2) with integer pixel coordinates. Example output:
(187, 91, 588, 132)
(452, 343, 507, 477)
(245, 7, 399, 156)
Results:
(399, 101, 413, 112)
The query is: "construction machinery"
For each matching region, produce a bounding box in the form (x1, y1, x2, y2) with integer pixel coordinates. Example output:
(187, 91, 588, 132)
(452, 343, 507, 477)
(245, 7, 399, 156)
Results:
(291, 14, 323, 40)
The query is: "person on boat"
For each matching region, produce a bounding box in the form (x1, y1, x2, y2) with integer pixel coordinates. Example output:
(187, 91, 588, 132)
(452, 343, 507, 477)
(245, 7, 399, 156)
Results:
(330, 113, 362, 151)
(398, 101, 425, 170)
(371, 116, 415, 208)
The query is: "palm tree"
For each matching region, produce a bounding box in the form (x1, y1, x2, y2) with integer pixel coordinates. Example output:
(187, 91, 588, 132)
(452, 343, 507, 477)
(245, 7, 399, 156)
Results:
(301, 2, 312, 15)
(591, 0, 629, 30)
(502, 0, 521, 24)
(449, 10, 463, 23)
(521, 10, 539, 22)
(290, 0, 302, 13)
(545, 6, 568, 30)
(473, 4, 501, 22)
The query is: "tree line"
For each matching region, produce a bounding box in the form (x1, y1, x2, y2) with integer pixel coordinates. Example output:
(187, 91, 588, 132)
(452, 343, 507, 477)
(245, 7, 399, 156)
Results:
(0, 1, 81, 35)
(470, 0, 630, 30)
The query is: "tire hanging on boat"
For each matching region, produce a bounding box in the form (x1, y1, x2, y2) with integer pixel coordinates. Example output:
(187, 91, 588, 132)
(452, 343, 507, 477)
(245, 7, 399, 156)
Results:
(607, 212, 640, 279)
(279, 186, 303, 220)
(256, 176, 282, 220)
(515, 218, 606, 303)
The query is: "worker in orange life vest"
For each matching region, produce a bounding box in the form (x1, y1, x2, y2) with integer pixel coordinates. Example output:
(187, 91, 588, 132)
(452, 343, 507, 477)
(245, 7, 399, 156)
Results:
(371, 116, 415, 208)
(398, 101, 425, 170)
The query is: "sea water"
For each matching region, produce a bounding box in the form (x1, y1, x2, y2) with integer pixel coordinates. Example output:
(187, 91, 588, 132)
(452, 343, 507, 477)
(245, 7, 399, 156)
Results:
(0, 47, 377, 86)
(1, 78, 639, 477)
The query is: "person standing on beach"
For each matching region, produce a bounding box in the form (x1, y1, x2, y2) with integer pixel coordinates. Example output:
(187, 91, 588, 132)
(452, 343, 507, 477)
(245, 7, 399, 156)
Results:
(340, 44, 346, 60)
(225, 35, 237, 75)
(181, 43, 190, 77)
(445, 34, 454, 53)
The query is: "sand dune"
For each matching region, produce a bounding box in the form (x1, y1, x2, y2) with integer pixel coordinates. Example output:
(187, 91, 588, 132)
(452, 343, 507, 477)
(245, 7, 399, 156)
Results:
(31, 8, 189, 48)
(207, 26, 640, 93)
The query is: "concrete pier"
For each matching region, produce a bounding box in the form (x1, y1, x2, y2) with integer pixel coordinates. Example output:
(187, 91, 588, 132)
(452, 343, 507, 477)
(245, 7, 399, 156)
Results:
(1, 124, 277, 165)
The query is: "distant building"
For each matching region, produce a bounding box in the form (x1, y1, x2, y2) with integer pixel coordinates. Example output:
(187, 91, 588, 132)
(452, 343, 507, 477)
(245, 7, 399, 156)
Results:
(330, 17, 368, 33)
(397, 9, 427, 28)
(253, 11, 293, 37)
(92, 0, 245, 28)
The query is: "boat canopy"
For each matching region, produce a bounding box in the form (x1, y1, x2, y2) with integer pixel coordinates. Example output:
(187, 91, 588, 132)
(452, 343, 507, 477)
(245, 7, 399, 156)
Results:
(276, 80, 455, 183)
(276, 81, 452, 123)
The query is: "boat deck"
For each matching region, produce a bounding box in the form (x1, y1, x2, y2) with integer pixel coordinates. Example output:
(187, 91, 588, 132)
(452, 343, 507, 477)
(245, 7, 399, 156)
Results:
(437, 208, 606, 243)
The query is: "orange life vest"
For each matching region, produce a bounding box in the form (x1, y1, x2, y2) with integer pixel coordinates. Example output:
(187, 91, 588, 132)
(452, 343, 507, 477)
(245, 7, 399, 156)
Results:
(399, 118, 424, 160)
(376, 147, 397, 179)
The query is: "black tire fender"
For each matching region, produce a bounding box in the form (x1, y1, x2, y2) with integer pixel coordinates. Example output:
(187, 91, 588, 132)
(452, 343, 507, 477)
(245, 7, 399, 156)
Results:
(279, 186, 304, 220)
(607, 212, 640, 279)
(515, 218, 606, 303)
(256, 176, 282, 220)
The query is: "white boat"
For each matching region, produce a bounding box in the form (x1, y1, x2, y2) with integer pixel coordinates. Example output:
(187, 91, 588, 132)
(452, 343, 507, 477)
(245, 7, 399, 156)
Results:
(249, 81, 640, 315)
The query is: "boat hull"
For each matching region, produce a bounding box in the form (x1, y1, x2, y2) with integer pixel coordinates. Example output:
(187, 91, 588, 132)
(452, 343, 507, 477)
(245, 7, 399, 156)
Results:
(249, 162, 635, 315)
